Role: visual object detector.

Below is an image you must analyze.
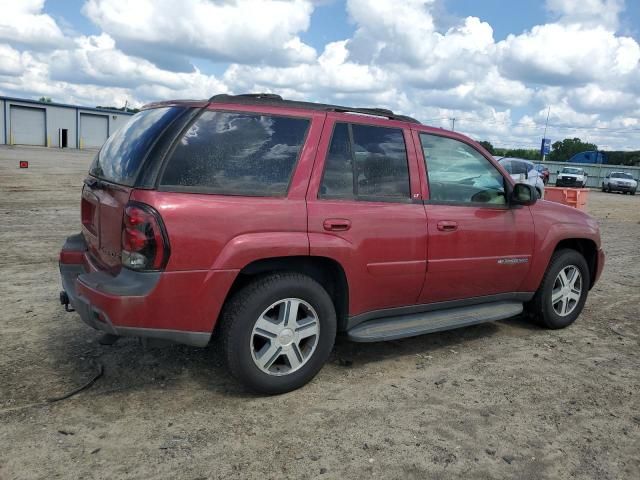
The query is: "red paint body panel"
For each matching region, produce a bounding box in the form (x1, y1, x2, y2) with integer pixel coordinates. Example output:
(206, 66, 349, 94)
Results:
(130, 190, 310, 272)
(306, 114, 427, 315)
(81, 183, 132, 273)
(420, 204, 535, 302)
(522, 199, 602, 291)
(75, 251, 237, 332)
(59, 99, 605, 342)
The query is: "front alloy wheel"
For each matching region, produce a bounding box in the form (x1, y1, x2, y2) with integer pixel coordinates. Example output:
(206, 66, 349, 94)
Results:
(527, 249, 590, 329)
(551, 266, 582, 317)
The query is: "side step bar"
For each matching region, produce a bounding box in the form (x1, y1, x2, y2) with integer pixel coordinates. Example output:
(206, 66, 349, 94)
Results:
(346, 301, 523, 342)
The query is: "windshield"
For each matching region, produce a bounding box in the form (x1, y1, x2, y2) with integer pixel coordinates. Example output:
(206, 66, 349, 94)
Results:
(561, 167, 583, 175)
(611, 173, 633, 179)
(90, 107, 184, 185)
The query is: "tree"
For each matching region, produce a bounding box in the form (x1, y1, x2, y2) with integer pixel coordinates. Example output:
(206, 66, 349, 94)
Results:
(478, 141, 495, 154)
(493, 148, 540, 161)
(38, 96, 52, 103)
(548, 138, 598, 162)
(96, 105, 140, 114)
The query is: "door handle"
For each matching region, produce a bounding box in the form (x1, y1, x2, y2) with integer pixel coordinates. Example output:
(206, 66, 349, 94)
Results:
(323, 218, 351, 232)
(437, 220, 458, 232)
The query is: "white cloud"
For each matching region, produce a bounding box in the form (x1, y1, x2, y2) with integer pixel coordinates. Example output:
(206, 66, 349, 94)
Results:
(0, 0, 67, 49)
(0, 44, 25, 76)
(497, 24, 640, 86)
(546, 0, 624, 29)
(568, 84, 640, 113)
(0, 0, 638, 150)
(82, 0, 317, 67)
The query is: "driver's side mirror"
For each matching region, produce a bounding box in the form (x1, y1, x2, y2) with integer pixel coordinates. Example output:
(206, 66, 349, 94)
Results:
(510, 183, 537, 206)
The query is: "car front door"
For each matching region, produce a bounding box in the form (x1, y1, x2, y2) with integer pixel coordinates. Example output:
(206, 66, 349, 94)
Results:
(413, 131, 535, 304)
(306, 115, 427, 317)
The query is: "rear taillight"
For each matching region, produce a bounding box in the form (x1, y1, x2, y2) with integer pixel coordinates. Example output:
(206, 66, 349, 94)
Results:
(121, 202, 170, 271)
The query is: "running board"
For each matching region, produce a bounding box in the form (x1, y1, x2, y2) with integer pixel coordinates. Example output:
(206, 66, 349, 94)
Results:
(346, 301, 523, 342)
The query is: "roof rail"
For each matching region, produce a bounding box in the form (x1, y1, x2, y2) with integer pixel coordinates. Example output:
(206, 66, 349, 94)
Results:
(207, 93, 421, 124)
(327, 106, 419, 124)
(209, 93, 282, 101)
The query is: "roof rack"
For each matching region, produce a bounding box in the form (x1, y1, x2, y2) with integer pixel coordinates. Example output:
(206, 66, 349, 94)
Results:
(208, 93, 420, 124)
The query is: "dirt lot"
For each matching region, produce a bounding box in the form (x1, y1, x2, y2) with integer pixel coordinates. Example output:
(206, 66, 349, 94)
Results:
(0, 145, 638, 480)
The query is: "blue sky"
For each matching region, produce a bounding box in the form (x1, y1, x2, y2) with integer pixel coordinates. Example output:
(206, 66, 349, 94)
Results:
(1, 0, 639, 150)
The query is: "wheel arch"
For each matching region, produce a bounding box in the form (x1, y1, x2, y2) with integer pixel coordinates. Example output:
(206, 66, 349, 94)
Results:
(221, 256, 350, 331)
(552, 238, 599, 289)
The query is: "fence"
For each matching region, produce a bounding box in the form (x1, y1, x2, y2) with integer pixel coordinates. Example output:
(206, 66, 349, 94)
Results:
(542, 161, 640, 188)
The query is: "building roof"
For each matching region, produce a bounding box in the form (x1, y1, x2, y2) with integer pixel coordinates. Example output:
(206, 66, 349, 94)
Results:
(0, 95, 135, 116)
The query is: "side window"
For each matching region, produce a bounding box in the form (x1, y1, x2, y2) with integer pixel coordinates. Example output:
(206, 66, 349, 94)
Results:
(160, 111, 309, 196)
(352, 124, 410, 198)
(319, 123, 410, 201)
(318, 123, 354, 199)
(512, 161, 528, 176)
(420, 133, 506, 205)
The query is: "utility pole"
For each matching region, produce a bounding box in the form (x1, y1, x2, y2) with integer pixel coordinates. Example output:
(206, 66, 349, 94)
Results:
(450, 117, 456, 131)
(542, 106, 550, 162)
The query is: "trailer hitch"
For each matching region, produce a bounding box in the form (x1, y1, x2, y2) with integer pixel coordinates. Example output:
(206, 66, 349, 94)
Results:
(59, 291, 75, 312)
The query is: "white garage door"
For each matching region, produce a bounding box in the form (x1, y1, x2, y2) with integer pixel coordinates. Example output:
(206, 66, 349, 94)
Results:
(10, 106, 46, 146)
(80, 113, 108, 148)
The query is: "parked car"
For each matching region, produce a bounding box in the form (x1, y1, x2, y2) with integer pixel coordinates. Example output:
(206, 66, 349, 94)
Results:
(556, 167, 588, 188)
(497, 158, 545, 198)
(534, 163, 550, 184)
(602, 172, 637, 195)
(59, 93, 605, 394)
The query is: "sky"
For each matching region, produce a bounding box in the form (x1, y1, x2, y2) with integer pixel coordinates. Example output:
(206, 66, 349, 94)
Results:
(1, 0, 639, 150)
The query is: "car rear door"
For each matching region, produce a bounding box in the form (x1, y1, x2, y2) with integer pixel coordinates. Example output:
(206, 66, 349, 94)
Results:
(413, 131, 535, 303)
(306, 114, 427, 317)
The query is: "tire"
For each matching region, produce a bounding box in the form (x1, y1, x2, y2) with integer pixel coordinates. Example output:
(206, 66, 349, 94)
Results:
(220, 273, 336, 394)
(527, 249, 590, 329)
(632, 190, 636, 196)
(601, 183, 605, 192)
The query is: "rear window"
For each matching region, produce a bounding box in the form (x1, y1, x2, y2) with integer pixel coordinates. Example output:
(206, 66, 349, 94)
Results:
(612, 172, 632, 179)
(90, 107, 184, 186)
(160, 111, 309, 196)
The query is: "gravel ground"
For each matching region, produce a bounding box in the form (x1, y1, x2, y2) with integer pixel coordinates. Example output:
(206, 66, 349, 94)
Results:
(0, 145, 638, 480)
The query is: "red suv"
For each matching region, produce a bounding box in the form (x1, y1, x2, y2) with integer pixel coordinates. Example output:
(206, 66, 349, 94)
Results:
(59, 93, 604, 393)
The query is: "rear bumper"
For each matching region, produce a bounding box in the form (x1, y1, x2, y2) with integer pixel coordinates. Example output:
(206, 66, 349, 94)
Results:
(59, 234, 238, 347)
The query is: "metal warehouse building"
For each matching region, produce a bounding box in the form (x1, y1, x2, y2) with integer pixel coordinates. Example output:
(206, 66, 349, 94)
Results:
(0, 96, 134, 149)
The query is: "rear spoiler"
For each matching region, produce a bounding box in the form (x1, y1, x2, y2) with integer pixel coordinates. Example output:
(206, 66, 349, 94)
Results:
(140, 100, 209, 111)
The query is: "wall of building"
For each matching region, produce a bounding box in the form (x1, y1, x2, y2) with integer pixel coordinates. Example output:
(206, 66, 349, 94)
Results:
(0, 96, 134, 150)
(46, 105, 77, 148)
(0, 99, 5, 145)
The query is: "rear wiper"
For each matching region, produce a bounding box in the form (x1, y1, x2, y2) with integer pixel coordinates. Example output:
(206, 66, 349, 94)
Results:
(84, 177, 108, 190)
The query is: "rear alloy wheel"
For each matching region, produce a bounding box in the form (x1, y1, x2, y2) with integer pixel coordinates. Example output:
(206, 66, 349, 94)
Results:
(250, 298, 320, 376)
(527, 249, 590, 329)
(221, 273, 336, 394)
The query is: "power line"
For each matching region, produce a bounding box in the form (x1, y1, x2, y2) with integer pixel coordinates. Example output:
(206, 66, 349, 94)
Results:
(422, 116, 640, 133)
